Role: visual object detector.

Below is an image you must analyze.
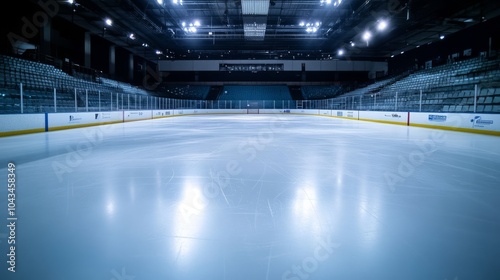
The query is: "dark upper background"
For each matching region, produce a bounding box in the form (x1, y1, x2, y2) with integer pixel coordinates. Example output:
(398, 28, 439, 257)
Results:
(1, 0, 500, 85)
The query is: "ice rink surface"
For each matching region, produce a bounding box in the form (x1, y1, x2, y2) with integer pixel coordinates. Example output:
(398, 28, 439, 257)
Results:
(0, 114, 499, 280)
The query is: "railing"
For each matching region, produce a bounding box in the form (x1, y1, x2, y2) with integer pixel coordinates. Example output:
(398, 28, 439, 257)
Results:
(1, 83, 499, 114)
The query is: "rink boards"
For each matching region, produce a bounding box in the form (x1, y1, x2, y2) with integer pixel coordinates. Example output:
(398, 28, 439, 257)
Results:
(1, 109, 500, 136)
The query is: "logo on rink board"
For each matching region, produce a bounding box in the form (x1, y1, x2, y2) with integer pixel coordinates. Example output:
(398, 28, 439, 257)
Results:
(127, 112, 144, 117)
(69, 115, 82, 122)
(470, 116, 493, 127)
(155, 111, 171, 116)
(384, 113, 401, 118)
(428, 114, 447, 122)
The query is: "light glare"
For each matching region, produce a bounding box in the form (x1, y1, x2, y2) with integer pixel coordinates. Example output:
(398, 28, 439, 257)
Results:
(377, 20, 387, 31)
(362, 31, 371, 41)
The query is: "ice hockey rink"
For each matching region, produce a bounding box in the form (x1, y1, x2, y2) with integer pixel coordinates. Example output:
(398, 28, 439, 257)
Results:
(0, 114, 499, 280)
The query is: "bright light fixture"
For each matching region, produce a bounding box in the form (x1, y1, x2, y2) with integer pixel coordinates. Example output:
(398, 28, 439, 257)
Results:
(440, 35, 445, 39)
(105, 18, 113, 26)
(182, 21, 201, 33)
(338, 49, 344, 55)
(306, 27, 318, 33)
(362, 31, 371, 41)
(377, 20, 387, 31)
(302, 21, 321, 33)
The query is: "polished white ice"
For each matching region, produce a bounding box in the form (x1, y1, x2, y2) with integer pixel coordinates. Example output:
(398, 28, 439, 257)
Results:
(1, 114, 500, 280)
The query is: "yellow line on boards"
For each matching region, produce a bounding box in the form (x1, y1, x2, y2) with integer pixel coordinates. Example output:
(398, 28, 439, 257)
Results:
(0, 128, 46, 137)
(409, 123, 500, 136)
(357, 118, 408, 126)
(48, 121, 123, 131)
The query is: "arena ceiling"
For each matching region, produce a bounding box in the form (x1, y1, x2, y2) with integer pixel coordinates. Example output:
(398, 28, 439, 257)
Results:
(33, 0, 500, 61)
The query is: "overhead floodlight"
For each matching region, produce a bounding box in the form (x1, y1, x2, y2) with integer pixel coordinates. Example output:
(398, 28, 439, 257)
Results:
(128, 33, 136, 40)
(440, 35, 445, 40)
(105, 18, 113, 26)
(156, 50, 162, 55)
(172, 0, 183, 5)
(338, 49, 344, 56)
(182, 20, 201, 33)
(320, 0, 332, 5)
(305, 27, 314, 33)
(68, 0, 74, 4)
(350, 41, 355, 47)
(157, 0, 163, 4)
(391, 54, 394, 58)
(241, 0, 270, 15)
(362, 31, 371, 41)
(184, 26, 197, 33)
(377, 20, 388, 31)
(302, 21, 321, 33)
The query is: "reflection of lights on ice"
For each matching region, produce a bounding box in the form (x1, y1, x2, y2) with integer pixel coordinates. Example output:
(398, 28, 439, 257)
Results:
(293, 185, 321, 234)
(172, 180, 207, 265)
(106, 202, 114, 215)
